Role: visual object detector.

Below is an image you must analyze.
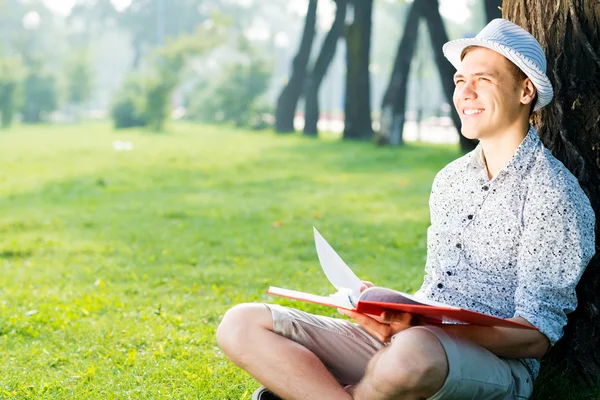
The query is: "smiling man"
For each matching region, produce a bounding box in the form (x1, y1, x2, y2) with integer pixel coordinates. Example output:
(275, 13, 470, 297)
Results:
(217, 19, 595, 400)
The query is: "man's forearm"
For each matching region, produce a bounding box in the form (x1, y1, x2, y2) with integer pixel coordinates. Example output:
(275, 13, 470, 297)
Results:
(438, 317, 549, 359)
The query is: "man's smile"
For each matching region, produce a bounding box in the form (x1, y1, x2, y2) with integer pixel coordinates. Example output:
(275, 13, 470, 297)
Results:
(462, 108, 485, 117)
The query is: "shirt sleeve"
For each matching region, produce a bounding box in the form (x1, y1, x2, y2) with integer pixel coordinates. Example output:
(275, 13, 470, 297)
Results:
(415, 171, 444, 297)
(415, 227, 434, 297)
(513, 185, 595, 346)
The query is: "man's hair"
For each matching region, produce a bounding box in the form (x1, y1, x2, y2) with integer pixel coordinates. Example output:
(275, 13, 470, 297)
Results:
(460, 46, 537, 116)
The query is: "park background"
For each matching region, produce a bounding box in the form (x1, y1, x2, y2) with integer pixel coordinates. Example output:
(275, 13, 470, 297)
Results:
(0, 0, 598, 398)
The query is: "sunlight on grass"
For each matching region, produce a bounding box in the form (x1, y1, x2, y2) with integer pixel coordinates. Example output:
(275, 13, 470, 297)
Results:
(0, 121, 462, 398)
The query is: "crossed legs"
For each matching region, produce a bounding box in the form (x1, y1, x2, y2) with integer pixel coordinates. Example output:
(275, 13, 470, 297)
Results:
(216, 304, 448, 400)
(351, 329, 448, 399)
(217, 303, 351, 399)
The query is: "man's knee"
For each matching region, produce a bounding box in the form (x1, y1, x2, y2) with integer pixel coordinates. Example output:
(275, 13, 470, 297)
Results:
(367, 328, 448, 397)
(216, 303, 273, 358)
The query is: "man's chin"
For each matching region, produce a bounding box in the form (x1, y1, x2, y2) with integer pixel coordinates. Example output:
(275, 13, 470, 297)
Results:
(460, 128, 481, 141)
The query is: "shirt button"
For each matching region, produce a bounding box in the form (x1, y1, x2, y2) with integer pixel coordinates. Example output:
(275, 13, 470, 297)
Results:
(456, 243, 462, 249)
(446, 271, 452, 276)
(437, 283, 444, 289)
(482, 185, 489, 191)
(467, 214, 473, 220)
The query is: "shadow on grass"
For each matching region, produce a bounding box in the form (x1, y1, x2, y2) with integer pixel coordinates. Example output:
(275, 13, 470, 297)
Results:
(264, 137, 462, 175)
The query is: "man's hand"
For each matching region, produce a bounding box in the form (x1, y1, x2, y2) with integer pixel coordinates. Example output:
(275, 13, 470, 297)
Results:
(360, 281, 375, 292)
(346, 281, 419, 342)
(338, 308, 419, 343)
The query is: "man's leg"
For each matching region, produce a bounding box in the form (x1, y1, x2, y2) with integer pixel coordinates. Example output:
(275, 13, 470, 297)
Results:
(352, 326, 533, 400)
(352, 328, 448, 400)
(217, 303, 355, 400)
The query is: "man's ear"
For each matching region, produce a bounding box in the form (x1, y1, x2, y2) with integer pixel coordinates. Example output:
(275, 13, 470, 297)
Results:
(521, 78, 537, 106)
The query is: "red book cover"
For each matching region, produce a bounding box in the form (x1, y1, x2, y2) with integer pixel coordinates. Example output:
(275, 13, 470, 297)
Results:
(267, 286, 536, 330)
(266, 228, 537, 331)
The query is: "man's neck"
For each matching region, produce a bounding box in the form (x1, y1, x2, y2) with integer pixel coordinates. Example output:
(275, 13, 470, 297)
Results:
(479, 121, 530, 180)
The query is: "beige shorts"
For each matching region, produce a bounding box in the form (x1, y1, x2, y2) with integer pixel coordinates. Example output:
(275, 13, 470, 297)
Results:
(265, 304, 533, 400)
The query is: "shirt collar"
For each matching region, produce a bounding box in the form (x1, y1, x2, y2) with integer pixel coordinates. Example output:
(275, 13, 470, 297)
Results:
(469, 124, 540, 179)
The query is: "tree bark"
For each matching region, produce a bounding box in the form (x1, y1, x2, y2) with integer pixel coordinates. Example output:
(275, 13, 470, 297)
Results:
(503, 0, 600, 386)
(275, 0, 318, 133)
(343, 0, 373, 140)
(304, 0, 347, 136)
(131, 35, 143, 70)
(484, 0, 503, 21)
(421, 0, 478, 153)
(377, 0, 424, 146)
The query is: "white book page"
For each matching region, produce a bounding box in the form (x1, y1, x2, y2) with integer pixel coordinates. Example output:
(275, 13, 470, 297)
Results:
(313, 228, 363, 298)
(268, 286, 356, 310)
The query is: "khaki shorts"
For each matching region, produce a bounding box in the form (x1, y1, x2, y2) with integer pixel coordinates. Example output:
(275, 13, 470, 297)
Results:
(265, 304, 533, 400)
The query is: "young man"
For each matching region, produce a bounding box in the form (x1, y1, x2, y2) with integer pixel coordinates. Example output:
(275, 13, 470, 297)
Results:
(217, 19, 596, 400)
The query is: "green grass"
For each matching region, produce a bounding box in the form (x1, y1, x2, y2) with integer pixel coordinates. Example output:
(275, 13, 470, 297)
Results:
(0, 121, 456, 399)
(1, 121, 592, 399)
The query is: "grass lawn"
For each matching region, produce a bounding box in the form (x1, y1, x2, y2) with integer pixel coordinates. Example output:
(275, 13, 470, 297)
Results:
(0, 121, 592, 399)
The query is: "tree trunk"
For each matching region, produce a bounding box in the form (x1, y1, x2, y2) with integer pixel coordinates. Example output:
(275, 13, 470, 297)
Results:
(132, 35, 143, 70)
(304, 0, 347, 137)
(484, 0, 503, 21)
(503, 0, 600, 387)
(377, 0, 424, 146)
(422, 0, 478, 153)
(0, 82, 16, 128)
(275, 0, 318, 133)
(343, 0, 373, 140)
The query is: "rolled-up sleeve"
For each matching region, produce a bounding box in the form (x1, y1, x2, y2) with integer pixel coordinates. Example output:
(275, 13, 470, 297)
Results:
(514, 186, 595, 345)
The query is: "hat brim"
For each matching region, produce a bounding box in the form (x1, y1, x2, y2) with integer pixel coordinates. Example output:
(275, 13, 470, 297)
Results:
(442, 38, 553, 111)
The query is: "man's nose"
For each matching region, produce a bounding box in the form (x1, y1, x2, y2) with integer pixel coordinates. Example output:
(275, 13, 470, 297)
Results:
(456, 80, 477, 100)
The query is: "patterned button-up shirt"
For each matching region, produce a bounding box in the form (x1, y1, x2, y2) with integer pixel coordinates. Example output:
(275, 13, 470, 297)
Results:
(416, 125, 596, 380)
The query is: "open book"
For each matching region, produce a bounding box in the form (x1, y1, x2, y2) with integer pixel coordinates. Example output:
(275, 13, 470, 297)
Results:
(267, 228, 536, 330)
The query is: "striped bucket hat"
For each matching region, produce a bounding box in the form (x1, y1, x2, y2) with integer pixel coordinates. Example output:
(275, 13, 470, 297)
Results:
(442, 18, 553, 111)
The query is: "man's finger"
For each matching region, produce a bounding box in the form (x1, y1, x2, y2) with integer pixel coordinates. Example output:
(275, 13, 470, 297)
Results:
(360, 281, 375, 293)
(381, 311, 414, 325)
(339, 309, 391, 342)
(339, 308, 379, 327)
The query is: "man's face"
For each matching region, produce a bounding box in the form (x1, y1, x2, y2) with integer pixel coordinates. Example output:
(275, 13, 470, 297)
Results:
(452, 47, 526, 141)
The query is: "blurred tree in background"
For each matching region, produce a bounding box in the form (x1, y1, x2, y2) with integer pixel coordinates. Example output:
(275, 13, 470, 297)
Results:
(20, 57, 57, 124)
(64, 49, 94, 120)
(111, 19, 226, 130)
(274, 0, 317, 133)
(304, 0, 347, 137)
(343, 0, 374, 140)
(378, 0, 424, 146)
(0, 56, 23, 128)
(187, 38, 272, 128)
(69, 0, 206, 68)
(1, 0, 59, 124)
(0, 0, 498, 151)
(110, 73, 148, 129)
(116, 0, 207, 68)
